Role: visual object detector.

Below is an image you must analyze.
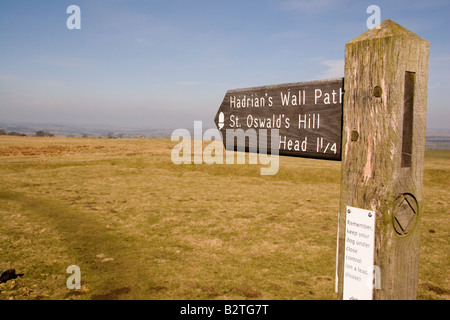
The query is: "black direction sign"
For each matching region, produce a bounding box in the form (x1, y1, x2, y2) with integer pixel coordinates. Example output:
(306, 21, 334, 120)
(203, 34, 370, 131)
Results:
(214, 78, 344, 161)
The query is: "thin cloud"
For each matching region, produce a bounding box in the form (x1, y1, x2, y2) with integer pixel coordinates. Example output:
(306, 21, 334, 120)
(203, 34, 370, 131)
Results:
(412, 0, 450, 9)
(320, 59, 344, 78)
(281, 0, 344, 13)
(31, 57, 85, 68)
(0, 73, 23, 83)
(176, 81, 200, 86)
(269, 31, 311, 40)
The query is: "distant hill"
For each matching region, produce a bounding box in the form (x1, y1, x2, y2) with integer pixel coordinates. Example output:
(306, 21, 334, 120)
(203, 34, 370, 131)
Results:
(0, 122, 175, 139)
(1, 122, 449, 149)
(426, 129, 450, 150)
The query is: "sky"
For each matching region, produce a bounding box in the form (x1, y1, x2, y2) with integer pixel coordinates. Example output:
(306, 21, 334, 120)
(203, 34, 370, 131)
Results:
(0, 0, 449, 130)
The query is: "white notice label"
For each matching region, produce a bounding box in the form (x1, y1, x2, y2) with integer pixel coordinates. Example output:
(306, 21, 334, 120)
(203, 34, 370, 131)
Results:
(343, 206, 376, 300)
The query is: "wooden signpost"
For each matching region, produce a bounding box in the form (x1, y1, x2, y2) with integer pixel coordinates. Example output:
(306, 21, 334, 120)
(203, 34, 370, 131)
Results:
(214, 19, 429, 300)
(337, 19, 429, 300)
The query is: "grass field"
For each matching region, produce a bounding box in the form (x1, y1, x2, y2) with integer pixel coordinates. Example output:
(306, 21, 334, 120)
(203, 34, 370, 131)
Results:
(0, 136, 448, 300)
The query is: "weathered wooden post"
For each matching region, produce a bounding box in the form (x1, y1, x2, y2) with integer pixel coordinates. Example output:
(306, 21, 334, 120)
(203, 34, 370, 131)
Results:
(337, 19, 429, 299)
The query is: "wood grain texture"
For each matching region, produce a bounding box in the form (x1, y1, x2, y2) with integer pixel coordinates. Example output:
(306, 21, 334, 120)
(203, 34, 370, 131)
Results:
(337, 19, 429, 300)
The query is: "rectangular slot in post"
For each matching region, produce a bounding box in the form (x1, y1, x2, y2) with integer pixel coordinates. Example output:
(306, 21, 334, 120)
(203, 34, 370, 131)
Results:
(401, 71, 415, 168)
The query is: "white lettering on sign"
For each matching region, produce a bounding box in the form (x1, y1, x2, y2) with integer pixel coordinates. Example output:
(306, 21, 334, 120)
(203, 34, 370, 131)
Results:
(343, 206, 376, 300)
(216, 79, 343, 161)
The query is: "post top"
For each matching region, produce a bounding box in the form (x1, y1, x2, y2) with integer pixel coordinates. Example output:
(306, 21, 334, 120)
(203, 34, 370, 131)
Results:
(347, 19, 428, 44)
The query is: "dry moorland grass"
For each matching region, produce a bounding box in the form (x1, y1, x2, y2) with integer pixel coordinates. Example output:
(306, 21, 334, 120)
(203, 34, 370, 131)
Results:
(0, 136, 448, 300)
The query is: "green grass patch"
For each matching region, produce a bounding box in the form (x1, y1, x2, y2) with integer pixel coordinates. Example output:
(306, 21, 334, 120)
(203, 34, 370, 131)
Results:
(0, 137, 448, 300)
